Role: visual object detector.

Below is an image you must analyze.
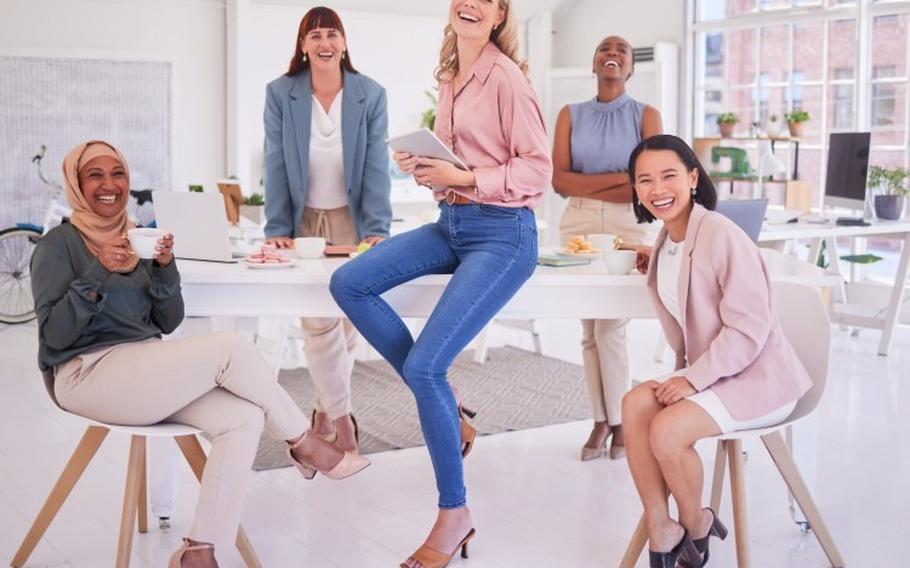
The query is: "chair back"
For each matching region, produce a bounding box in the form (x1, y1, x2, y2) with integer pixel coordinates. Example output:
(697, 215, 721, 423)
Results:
(772, 281, 831, 422)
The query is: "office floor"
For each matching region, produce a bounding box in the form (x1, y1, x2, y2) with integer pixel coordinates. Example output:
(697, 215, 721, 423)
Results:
(1, 319, 908, 567)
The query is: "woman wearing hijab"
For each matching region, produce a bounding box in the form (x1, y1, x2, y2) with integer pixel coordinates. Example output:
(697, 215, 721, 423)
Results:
(29, 141, 370, 568)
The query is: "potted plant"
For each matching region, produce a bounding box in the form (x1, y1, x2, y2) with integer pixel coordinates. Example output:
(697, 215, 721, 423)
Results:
(716, 113, 738, 138)
(868, 165, 909, 220)
(420, 89, 438, 131)
(785, 110, 811, 138)
(766, 113, 781, 137)
(240, 192, 265, 224)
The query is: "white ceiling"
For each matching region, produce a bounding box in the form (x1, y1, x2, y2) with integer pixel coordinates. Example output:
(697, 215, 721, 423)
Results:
(253, 0, 573, 21)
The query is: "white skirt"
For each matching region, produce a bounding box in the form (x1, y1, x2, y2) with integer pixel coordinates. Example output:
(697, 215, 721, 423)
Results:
(656, 370, 797, 434)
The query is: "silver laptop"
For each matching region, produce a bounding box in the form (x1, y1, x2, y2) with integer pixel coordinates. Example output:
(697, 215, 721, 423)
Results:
(153, 191, 237, 262)
(715, 198, 769, 243)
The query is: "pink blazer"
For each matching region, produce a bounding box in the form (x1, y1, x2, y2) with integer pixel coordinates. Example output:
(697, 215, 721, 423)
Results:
(646, 204, 813, 420)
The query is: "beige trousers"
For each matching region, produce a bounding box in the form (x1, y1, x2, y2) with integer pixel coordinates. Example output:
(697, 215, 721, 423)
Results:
(298, 206, 360, 419)
(54, 333, 308, 550)
(559, 196, 659, 425)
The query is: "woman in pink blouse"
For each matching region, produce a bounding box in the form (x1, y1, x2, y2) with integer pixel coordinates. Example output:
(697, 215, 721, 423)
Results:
(330, 1, 551, 566)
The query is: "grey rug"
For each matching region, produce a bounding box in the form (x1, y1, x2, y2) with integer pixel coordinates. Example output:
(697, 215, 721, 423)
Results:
(253, 347, 588, 471)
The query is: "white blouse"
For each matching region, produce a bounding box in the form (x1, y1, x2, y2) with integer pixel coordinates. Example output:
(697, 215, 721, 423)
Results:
(657, 236, 685, 326)
(306, 91, 348, 210)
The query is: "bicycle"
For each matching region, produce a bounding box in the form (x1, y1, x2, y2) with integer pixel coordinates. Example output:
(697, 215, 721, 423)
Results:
(0, 145, 70, 324)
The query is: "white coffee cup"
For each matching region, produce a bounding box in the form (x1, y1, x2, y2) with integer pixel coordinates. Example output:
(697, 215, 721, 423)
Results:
(294, 237, 326, 259)
(588, 233, 618, 251)
(602, 250, 637, 275)
(127, 228, 167, 259)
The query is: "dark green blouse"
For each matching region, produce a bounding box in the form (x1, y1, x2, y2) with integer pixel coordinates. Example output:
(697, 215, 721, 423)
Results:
(30, 221, 184, 371)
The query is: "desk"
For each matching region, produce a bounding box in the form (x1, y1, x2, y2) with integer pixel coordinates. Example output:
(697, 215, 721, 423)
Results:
(760, 219, 910, 355)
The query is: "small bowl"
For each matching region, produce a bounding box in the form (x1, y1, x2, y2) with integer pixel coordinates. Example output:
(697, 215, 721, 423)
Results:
(294, 237, 326, 259)
(602, 250, 637, 274)
(127, 228, 167, 259)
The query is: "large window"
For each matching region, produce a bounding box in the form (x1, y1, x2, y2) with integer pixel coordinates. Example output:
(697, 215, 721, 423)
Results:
(692, 0, 910, 207)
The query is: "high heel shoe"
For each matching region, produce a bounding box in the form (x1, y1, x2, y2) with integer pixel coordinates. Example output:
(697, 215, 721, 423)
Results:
(685, 508, 728, 568)
(168, 538, 214, 567)
(400, 528, 476, 568)
(287, 431, 370, 480)
(459, 405, 477, 458)
(609, 424, 626, 460)
(648, 530, 700, 568)
(580, 423, 611, 461)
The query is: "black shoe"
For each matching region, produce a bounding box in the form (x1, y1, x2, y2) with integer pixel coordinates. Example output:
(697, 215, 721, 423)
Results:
(684, 508, 728, 568)
(648, 530, 700, 568)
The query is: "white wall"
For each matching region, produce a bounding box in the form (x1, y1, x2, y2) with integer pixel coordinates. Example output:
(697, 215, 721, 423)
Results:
(245, 5, 447, 190)
(0, 0, 226, 192)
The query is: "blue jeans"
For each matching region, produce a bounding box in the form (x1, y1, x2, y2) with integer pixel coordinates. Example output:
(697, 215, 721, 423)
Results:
(330, 203, 538, 508)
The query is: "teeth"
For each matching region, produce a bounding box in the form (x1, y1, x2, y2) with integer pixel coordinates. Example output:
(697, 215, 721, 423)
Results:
(652, 197, 674, 208)
(605, 61, 619, 68)
(98, 195, 118, 204)
(458, 11, 479, 22)
(318, 52, 333, 58)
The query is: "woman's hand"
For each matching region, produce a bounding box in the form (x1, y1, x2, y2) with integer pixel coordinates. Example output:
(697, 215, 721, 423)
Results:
(393, 152, 420, 174)
(361, 235, 384, 247)
(153, 233, 175, 267)
(653, 376, 696, 406)
(98, 235, 133, 272)
(265, 236, 294, 249)
(413, 158, 474, 188)
(635, 246, 653, 274)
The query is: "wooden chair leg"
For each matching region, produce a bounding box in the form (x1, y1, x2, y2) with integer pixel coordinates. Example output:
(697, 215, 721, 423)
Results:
(727, 439, 751, 568)
(619, 514, 648, 568)
(174, 435, 263, 568)
(710, 440, 727, 512)
(137, 445, 148, 534)
(115, 436, 146, 568)
(762, 431, 845, 568)
(11, 426, 110, 568)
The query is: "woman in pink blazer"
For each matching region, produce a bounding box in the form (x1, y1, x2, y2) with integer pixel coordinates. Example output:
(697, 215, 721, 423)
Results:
(621, 135, 813, 568)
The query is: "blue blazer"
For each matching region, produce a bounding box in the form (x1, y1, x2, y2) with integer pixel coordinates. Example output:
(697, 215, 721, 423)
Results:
(263, 70, 392, 239)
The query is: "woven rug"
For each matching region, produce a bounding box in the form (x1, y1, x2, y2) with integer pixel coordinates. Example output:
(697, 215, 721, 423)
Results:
(253, 347, 588, 471)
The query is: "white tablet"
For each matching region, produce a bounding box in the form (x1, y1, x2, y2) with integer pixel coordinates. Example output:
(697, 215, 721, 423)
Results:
(387, 128, 468, 170)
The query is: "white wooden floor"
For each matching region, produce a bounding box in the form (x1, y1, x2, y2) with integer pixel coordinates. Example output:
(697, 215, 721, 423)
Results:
(1, 318, 908, 567)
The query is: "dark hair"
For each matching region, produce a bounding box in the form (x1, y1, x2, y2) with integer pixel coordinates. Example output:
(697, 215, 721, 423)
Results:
(286, 7, 358, 76)
(628, 134, 717, 224)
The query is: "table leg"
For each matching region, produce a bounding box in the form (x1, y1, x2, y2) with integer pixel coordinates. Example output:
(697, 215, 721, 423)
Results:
(878, 232, 910, 356)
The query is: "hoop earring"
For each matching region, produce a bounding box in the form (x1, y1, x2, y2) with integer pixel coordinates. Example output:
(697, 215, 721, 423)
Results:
(691, 187, 697, 196)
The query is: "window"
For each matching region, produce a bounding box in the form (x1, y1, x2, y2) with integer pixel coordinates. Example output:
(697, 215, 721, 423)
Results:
(872, 66, 897, 126)
(831, 68, 854, 129)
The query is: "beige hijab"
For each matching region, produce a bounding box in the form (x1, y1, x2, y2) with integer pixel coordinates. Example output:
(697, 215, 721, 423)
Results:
(63, 141, 139, 272)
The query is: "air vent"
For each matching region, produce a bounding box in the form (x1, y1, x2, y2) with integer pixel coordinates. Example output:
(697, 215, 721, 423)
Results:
(633, 47, 654, 63)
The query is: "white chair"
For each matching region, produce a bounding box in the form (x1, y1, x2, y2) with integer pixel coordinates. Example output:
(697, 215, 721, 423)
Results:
(10, 373, 262, 568)
(620, 282, 845, 568)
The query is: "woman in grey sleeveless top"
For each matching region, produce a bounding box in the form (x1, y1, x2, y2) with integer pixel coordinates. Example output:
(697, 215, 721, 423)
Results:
(551, 35, 662, 461)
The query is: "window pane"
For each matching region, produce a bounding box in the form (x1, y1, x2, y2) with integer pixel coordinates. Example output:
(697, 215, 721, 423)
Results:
(758, 85, 788, 124)
(788, 85, 824, 144)
(730, 28, 758, 85)
(727, 87, 756, 134)
(798, 148, 823, 205)
(872, 14, 908, 78)
(760, 0, 791, 9)
(698, 0, 756, 21)
(828, 19, 856, 79)
(869, 150, 907, 170)
(871, 83, 906, 146)
(760, 25, 790, 83)
(793, 22, 824, 82)
(705, 32, 724, 79)
(828, 82, 855, 131)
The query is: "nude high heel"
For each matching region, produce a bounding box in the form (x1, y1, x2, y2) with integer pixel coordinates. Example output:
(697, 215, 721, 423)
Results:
(287, 431, 370, 480)
(400, 528, 476, 568)
(168, 538, 214, 568)
(459, 405, 477, 458)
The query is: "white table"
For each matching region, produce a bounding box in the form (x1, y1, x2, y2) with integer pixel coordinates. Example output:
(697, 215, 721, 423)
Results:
(760, 219, 910, 355)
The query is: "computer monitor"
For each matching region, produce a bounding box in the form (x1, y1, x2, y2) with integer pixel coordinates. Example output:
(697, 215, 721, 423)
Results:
(824, 132, 871, 211)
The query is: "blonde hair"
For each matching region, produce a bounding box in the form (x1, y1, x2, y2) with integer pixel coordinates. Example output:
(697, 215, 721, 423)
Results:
(434, 0, 527, 82)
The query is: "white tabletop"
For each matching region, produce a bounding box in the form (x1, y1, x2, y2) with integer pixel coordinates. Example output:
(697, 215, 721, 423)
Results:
(759, 218, 910, 242)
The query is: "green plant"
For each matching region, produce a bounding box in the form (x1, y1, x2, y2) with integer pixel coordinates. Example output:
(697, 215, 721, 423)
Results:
(868, 165, 909, 197)
(716, 112, 739, 125)
(188, 184, 203, 193)
(420, 89, 438, 131)
(243, 192, 264, 206)
(785, 110, 811, 123)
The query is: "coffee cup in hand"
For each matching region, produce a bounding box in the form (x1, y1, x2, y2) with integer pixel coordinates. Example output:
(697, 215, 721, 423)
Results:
(128, 228, 167, 259)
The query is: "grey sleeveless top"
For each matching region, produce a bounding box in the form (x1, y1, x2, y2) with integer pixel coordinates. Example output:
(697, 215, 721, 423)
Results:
(569, 93, 646, 174)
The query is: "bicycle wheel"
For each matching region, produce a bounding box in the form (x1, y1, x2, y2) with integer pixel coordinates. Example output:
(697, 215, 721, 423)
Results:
(0, 226, 42, 324)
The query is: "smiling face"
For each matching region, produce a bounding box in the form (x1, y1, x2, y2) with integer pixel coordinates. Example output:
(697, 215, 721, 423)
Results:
(633, 149, 699, 227)
(449, 0, 505, 42)
(77, 156, 129, 218)
(300, 26, 347, 71)
(593, 36, 633, 82)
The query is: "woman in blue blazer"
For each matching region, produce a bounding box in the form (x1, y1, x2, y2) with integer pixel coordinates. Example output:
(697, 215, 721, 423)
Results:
(263, 6, 392, 454)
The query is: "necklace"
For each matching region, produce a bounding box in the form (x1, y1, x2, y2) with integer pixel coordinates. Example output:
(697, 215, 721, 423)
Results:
(666, 240, 682, 256)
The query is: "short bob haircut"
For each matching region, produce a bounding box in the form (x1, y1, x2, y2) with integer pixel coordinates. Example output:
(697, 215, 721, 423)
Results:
(628, 134, 717, 224)
(286, 6, 358, 76)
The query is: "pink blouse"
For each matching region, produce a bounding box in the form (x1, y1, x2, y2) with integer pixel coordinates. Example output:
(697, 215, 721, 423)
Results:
(434, 42, 552, 209)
